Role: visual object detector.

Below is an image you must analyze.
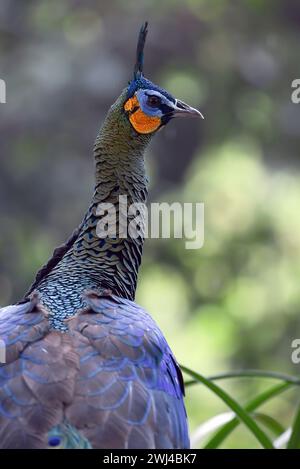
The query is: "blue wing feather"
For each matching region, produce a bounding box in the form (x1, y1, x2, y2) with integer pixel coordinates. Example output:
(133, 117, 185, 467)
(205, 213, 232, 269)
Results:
(0, 292, 189, 448)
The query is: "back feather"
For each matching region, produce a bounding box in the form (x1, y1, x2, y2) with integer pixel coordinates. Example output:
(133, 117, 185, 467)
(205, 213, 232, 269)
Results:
(0, 290, 189, 448)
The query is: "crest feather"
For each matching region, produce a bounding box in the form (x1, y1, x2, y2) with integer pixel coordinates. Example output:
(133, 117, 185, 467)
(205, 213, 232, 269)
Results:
(134, 22, 148, 79)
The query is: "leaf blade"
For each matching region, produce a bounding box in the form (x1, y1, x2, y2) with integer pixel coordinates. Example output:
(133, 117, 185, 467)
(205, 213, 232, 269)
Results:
(287, 399, 300, 449)
(181, 365, 274, 449)
(204, 382, 291, 449)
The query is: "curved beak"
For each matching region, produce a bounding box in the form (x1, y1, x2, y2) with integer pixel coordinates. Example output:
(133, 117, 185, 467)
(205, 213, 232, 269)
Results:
(172, 99, 204, 119)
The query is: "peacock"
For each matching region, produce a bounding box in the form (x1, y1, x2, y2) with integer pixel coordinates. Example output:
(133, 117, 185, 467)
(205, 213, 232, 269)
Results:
(0, 23, 203, 449)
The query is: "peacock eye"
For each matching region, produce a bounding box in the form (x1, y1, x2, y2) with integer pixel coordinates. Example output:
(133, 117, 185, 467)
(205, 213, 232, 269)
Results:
(48, 436, 62, 448)
(147, 95, 161, 108)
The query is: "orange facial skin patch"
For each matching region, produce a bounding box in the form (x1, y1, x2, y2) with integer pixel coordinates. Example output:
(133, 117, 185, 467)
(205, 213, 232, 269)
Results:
(129, 108, 161, 134)
(124, 95, 161, 134)
(124, 95, 139, 112)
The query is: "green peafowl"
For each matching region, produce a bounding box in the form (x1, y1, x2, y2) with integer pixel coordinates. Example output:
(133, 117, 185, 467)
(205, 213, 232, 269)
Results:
(0, 23, 203, 449)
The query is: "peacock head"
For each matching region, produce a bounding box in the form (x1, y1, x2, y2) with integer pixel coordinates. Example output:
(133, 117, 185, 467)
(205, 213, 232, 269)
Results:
(123, 22, 204, 135)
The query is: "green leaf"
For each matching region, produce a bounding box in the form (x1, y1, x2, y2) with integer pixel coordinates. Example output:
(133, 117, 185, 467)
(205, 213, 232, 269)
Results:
(287, 399, 300, 449)
(184, 369, 300, 387)
(181, 365, 274, 449)
(204, 382, 291, 449)
(253, 413, 285, 436)
(191, 411, 284, 448)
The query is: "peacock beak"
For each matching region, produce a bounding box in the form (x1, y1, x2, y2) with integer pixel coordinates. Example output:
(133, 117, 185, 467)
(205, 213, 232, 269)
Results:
(172, 99, 204, 119)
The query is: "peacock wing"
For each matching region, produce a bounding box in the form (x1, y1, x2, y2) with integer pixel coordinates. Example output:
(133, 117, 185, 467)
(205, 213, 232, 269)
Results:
(0, 295, 79, 448)
(66, 291, 189, 449)
(0, 291, 189, 449)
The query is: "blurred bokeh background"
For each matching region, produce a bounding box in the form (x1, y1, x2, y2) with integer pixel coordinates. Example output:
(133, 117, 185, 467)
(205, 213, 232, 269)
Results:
(1, 0, 300, 448)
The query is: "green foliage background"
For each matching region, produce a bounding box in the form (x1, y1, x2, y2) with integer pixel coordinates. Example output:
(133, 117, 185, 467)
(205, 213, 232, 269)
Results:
(1, 0, 300, 448)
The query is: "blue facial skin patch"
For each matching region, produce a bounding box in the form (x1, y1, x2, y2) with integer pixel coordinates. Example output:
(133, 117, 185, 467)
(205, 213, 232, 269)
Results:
(136, 89, 176, 118)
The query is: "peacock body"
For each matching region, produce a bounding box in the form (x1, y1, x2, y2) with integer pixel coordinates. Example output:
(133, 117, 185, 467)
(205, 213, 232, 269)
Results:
(0, 24, 203, 449)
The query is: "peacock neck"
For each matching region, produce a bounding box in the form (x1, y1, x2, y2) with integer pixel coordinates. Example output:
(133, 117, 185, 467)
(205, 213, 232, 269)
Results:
(58, 90, 151, 300)
(92, 91, 150, 208)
